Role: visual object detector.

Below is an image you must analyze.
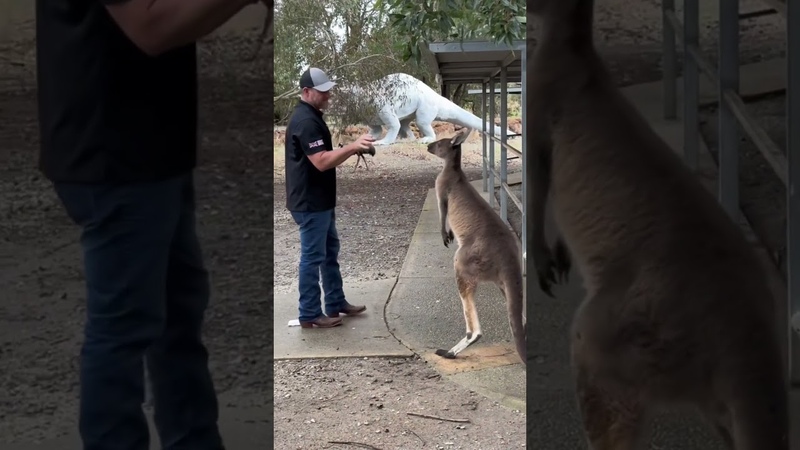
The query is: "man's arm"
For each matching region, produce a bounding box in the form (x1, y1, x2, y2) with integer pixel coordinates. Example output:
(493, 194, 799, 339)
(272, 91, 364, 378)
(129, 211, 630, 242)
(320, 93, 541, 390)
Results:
(306, 144, 360, 172)
(103, 0, 258, 57)
(294, 121, 360, 172)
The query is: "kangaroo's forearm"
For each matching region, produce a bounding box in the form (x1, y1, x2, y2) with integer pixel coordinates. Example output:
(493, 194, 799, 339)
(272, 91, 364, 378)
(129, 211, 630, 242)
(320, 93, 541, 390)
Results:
(438, 196, 449, 232)
(530, 136, 553, 251)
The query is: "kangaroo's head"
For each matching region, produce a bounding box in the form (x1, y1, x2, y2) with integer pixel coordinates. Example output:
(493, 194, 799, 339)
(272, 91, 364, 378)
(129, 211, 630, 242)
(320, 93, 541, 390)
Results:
(426, 128, 470, 161)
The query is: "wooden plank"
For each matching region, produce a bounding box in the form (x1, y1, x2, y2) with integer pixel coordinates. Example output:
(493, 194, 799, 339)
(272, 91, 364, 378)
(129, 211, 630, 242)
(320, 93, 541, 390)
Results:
(759, 0, 787, 17)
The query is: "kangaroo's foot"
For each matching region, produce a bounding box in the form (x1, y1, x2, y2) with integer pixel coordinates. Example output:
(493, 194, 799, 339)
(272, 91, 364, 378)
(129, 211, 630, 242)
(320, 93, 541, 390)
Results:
(435, 332, 482, 359)
(437, 261, 482, 359)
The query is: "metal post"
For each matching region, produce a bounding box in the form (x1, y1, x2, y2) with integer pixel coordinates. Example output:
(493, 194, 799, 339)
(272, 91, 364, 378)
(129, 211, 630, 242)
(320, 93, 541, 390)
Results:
(662, 0, 677, 119)
(718, 0, 740, 220)
(500, 66, 509, 222)
(481, 82, 488, 192)
(521, 47, 527, 273)
(787, 0, 800, 399)
(683, 0, 699, 170)
(489, 77, 496, 208)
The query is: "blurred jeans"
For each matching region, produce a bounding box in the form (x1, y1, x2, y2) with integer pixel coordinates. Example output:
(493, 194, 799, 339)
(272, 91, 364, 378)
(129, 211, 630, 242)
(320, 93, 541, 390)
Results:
(54, 172, 223, 450)
(290, 208, 347, 321)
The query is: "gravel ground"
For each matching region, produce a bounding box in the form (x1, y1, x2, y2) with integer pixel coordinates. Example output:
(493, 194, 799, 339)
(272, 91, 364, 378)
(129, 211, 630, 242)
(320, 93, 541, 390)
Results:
(274, 357, 526, 450)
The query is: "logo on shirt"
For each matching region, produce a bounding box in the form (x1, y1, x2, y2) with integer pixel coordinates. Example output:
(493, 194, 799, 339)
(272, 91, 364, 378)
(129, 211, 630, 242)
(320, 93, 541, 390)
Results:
(308, 139, 324, 148)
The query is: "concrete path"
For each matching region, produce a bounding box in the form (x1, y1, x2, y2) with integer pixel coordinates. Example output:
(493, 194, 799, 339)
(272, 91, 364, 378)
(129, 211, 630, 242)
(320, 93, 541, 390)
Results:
(273, 278, 413, 359)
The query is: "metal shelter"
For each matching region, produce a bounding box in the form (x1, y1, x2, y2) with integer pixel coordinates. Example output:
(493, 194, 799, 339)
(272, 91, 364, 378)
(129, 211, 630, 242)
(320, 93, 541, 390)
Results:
(422, 39, 527, 266)
(661, 0, 798, 442)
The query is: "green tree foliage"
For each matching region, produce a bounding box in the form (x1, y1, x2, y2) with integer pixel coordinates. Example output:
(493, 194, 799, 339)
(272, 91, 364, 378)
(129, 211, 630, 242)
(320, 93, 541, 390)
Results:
(374, 0, 525, 64)
(273, 0, 525, 128)
(274, 0, 433, 126)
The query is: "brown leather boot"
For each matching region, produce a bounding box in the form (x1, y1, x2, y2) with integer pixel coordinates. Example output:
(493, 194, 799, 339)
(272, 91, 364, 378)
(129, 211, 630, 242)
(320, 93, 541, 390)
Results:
(328, 303, 367, 318)
(299, 315, 343, 328)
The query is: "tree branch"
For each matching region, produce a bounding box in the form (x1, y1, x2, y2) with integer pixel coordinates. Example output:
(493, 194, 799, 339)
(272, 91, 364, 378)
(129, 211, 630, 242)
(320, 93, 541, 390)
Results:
(273, 53, 397, 102)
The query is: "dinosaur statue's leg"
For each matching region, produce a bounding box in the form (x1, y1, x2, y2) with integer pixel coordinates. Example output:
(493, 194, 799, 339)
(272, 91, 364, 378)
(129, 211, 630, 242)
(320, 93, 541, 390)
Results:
(373, 110, 401, 146)
(415, 107, 438, 144)
(399, 118, 415, 140)
(369, 125, 383, 139)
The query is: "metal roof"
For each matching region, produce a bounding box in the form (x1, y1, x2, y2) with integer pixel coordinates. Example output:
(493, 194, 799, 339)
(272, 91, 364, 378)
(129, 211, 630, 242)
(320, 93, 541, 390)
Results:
(466, 87, 522, 94)
(421, 39, 525, 85)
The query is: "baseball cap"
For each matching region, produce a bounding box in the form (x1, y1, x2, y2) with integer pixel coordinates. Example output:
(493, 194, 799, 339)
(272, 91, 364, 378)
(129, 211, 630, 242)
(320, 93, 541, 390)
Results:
(299, 67, 336, 92)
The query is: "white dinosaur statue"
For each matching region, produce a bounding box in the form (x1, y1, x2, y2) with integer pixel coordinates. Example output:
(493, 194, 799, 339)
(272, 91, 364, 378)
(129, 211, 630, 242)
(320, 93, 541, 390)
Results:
(338, 73, 520, 146)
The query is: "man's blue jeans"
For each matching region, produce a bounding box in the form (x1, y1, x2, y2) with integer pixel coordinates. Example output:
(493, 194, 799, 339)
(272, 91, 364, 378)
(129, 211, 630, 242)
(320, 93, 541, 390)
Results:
(53, 172, 223, 450)
(290, 208, 347, 321)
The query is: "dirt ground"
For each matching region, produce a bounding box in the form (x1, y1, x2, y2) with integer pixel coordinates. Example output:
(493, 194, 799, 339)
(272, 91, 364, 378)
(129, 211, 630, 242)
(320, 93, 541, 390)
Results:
(0, 1, 790, 449)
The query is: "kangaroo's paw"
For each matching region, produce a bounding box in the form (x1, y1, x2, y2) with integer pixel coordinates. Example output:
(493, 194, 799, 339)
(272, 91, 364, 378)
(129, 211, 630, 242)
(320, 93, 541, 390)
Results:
(442, 229, 454, 247)
(435, 332, 482, 359)
(553, 239, 572, 283)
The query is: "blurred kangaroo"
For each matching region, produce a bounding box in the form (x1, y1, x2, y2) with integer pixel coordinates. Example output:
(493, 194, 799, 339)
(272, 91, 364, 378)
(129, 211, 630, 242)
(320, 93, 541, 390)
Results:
(527, 0, 787, 448)
(426, 128, 526, 365)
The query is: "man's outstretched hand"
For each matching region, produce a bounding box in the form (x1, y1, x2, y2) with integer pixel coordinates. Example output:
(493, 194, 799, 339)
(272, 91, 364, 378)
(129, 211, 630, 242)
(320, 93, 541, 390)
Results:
(352, 134, 376, 152)
(351, 134, 376, 170)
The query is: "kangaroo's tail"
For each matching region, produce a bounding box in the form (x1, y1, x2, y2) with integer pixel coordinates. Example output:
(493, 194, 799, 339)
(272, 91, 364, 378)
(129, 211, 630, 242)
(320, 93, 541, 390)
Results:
(502, 269, 526, 365)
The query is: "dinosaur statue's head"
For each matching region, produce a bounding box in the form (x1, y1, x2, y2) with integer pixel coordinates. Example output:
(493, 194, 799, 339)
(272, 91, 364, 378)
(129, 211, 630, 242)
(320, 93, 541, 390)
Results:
(426, 128, 470, 160)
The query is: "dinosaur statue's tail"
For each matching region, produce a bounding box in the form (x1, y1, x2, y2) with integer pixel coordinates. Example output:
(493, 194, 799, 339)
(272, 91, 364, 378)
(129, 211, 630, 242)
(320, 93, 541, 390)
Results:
(440, 98, 520, 139)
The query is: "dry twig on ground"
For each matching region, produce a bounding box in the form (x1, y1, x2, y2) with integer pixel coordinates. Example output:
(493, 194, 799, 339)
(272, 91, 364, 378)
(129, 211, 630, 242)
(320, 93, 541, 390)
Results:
(328, 441, 383, 450)
(406, 412, 471, 423)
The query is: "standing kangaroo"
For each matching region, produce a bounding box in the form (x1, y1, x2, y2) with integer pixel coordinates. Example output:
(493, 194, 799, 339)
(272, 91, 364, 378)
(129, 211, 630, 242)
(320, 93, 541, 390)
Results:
(527, 0, 787, 448)
(427, 128, 526, 365)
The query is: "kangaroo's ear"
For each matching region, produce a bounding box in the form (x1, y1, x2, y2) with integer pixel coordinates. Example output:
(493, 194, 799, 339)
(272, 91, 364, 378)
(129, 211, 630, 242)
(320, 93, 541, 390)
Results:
(450, 128, 470, 146)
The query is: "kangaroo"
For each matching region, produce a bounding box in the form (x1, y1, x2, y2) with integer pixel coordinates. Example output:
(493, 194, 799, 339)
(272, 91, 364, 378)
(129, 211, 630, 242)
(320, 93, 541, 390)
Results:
(426, 128, 526, 365)
(526, 1, 787, 448)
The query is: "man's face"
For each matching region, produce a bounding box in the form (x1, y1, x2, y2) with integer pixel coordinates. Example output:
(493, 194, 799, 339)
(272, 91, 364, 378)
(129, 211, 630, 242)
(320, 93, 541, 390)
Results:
(304, 87, 331, 111)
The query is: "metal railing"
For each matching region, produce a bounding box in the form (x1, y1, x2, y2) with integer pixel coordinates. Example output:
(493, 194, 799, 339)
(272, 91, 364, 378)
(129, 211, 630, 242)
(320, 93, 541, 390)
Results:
(661, 0, 800, 407)
(476, 60, 527, 269)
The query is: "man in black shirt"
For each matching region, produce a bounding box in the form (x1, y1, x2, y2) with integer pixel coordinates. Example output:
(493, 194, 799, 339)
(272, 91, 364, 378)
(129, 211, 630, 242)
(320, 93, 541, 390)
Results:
(285, 67, 375, 328)
(35, 1, 268, 448)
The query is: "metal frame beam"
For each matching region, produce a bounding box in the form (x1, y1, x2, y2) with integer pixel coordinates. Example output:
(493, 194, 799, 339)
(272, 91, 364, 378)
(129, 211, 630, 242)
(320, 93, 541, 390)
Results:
(662, 0, 799, 445)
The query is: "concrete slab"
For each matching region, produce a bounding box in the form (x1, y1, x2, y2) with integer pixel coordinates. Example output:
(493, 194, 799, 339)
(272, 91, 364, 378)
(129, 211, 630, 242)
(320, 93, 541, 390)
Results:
(620, 57, 787, 112)
(273, 278, 414, 360)
(448, 363, 526, 411)
(398, 231, 459, 278)
(387, 274, 527, 410)
(388, 277, 517, 358)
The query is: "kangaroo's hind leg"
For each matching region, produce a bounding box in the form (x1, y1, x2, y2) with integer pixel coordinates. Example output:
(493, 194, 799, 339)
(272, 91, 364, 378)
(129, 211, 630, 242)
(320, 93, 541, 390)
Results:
(436, 246, 482, 359)
(724, 373, 788, 450)
(570, 289, 652, 450)
(573, 363, 650, 450)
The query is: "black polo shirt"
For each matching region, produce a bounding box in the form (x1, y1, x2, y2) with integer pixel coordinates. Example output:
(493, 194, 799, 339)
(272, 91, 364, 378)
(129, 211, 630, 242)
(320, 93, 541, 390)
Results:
(284, 100, 337, 212)
(35, 0, 198, 184)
